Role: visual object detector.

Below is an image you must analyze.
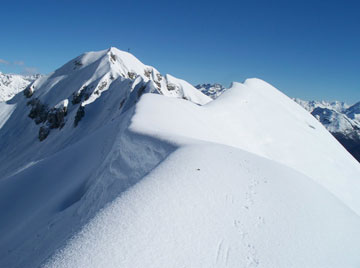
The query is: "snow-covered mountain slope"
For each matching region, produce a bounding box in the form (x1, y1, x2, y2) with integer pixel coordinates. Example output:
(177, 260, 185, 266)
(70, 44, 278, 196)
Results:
(0, 49, 360, 267)
(27, 47, 210, 108)
(346, 101, 360, 121)
(195, 83, 227, 99)
(294, 99, 360, 162)
(0, 72, 40, 101)
(196, 85, 360, 162)
(47, 80, 360, 268)
(47, 143, 360, 268)
(293, 98, 360, 133)
(0, 48, 211, 175)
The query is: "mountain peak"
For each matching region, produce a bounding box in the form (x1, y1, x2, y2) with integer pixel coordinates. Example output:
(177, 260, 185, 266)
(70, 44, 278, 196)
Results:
(6, 48, 211, 142)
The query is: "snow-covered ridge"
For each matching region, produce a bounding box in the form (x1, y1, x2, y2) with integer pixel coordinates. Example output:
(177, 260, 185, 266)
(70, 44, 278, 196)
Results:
(0, 72, 41, 101)
(0, 48, 360, 267)
(45, 78, 360, 268)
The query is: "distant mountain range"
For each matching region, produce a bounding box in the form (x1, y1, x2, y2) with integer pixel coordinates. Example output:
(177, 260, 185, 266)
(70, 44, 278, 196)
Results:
(195, 84, 360, 162)
(194, 83, 226, 99)
(0, 72, 41, 102)
(293, 99, 360, 162)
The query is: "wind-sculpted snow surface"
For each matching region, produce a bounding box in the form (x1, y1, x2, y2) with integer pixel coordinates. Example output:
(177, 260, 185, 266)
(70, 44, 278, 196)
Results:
(46, 79, 360, 267)
(1, 48, 360, 267)
(130, 80, 360, 215)
(47, 144, 360, 268)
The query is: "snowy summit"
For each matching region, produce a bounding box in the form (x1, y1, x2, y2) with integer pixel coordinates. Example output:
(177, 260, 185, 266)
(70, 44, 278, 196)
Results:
(0, 48, 360, 268)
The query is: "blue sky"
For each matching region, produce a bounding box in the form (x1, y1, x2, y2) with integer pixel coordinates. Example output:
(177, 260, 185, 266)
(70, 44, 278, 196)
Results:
(0, 0, 359, 103)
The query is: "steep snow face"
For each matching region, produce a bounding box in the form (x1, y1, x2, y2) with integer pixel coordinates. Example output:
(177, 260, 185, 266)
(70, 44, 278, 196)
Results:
(0, 72, 40, 101)
(195, 83, 227, 99)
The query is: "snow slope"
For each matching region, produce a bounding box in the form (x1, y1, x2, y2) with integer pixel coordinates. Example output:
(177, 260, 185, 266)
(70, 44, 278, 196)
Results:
(47, 143, 360, 268)
(46, 80, 360, 268)
(294, 99, 360, 162)
(130, 81, 360, 214)
(0, 49, 360, 267)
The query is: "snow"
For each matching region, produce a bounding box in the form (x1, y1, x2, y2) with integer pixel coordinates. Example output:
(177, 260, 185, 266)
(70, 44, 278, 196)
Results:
(46, 144, 360, 268)
(29, 47, 211, 108)
(0, 73, 39, 101)
(0, 48, 360, 267)
(55, 99, 69, 110)
(0, 102, 16, 129)
(294, 98, 360, 134)
(131, 80, 360, 215)
(293, 98, 349, 113)
(47, 79, 360, 267)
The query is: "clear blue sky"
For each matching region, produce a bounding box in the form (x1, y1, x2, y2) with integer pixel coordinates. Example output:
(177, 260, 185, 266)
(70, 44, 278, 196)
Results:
(1, 0, 359, 103)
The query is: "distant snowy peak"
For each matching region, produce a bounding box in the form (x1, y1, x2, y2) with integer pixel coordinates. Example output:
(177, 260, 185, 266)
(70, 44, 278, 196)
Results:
(293, 98, 349, 113)
(0, 72, 41, 101)
(195, 83, 226, 99)
(294, 98, 360, 133)
(311, 107, 360, 133)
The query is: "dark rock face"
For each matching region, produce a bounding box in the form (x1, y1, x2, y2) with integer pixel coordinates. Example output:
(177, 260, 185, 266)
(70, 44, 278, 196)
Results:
(72, 86, 90, 104)
(144, 69, 151, 78)
(127, 72, 136, 80)
(27, 98, 69, 141)
(28, 99, 49, 124)
(167, 84, 176, 91)
(38, 126, 50, 141)
(74, 106, 85, 127)
(47, 107, 67, 129)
